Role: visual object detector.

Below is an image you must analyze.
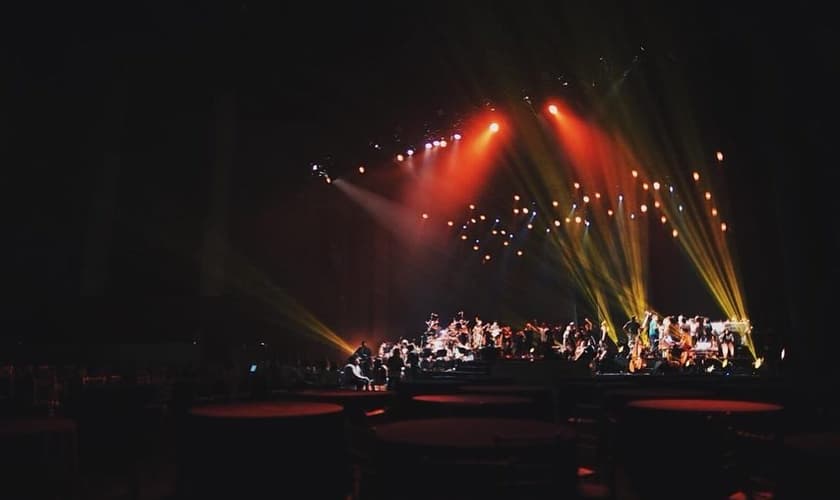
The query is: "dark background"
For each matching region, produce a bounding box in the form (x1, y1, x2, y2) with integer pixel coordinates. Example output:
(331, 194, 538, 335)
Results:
(3, 2, 837, 376)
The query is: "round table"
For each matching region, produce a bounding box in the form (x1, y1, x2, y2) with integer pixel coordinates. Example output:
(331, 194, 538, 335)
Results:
(180, 402, 347, 500)
(285, 389, 394, 413)
(777, 432, 840, 499)
(369, 418, 577, 499)
(411, 393, 534, 418)
(0, 418, 78, 497)
(619, 399, 783, 499)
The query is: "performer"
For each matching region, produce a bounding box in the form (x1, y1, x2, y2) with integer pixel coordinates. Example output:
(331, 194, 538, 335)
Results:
(471, 317, 485, 348)
(343, 357, 372, 391)
(720, 326, 736, 361)
(622, 315, 641, 347)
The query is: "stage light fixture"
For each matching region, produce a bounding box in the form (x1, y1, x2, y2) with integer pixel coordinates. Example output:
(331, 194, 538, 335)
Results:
(712, 208, 718, 216)
(678, 205, 684, 212)
(595, 193, 601, 199)
(705, 192, 712, 200)
(473, 245, 479, 251)
(692, 171, 700, 181)
(489, 122, 500, 133)
(358, 166, 365, 174)
(643, 183, 649, 190)
(630, 213, 636, 220)
(653, 182, 661, 190)
(669, 185, 675, 193)
(516, 250, 523, 256)
(406, 149, 414, 156)
(721, 222, 727, 232)
(484, 254, 491, 261)
(522, 207, 529, 214)
(453, 133, 462, 141)
(575, 216, 582, 224)
(470, 218, 476, 223)
(421, 213, 429, 219)
(503, 240, 509, 246)
(654, 201, 661, 208)
(640, 204, 648, 213)
(631, 170, 638, 178)
(500, 230, 506, 235)
(492, 229, 498, 235)
(425, 142, 433, 150)
(396, 154, 404, 162)
(618, 195, 623, 202)
(514, 194, 520, 201)
(527, 223, 533, 229)
(325, 176, 331, 184)
(433, 140, 440, 147)
(554, 220, 561, 226)
(583, 195, 590, 203)
(672, 229, 679, 238)
(469, 204, 475, 210)
(513, 208, 519, 214)
(716, 151, 724, 161)
(548, 104, 559, 115)
(607, 210, 613, 217)
(565, 217, 571, 223)
(479, 214, 486, 220)
(461, 235, 468, 240)
(584, 220, 590, 226)
(440, 140, 448, 148)
(311, 164, 319, 171)
(661, 216, 667, 224)
(574, 182, 581, 189)
(552, 200, 559, 207)
(447, 221, 454, 226)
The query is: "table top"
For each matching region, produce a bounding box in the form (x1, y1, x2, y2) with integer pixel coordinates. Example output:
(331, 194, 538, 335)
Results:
(294, 389, 393, 399)
(0, 417, 77, 437)
(458, 384, 551, 394)
(413, 394, 531, 405)
(375, 417, 574, 448)
(626, 399, 782, 413)
(190, 401, 343, 419)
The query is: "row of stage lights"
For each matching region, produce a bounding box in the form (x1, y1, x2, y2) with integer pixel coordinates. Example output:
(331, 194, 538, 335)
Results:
(310, 122, 503, 182)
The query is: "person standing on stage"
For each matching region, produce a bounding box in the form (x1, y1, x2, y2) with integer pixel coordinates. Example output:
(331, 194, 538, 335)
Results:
(622, 315, 641, 347)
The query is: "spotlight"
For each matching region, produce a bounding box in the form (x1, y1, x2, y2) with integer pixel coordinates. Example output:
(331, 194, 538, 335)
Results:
(672, 229, 679, 238)
(461, 235, 468, 240)
(630, 213, 636, 220)
(484, 254, 491, 261)
(513, 208, 520, 214)
(425, 142, 433, 150)
(311, 164, 320, 172)
(421, 213, 429, 219)
(643, 183, 649, 190)
(548, 104, 559, 115)
(607, 210, 613, 217)
(503, 240, 509, 246)
(574, 182, 581, 189)
(583, 195, 590, 203)
(584, 220, 590, 226)
(669, 185, 675, 193)
(406, 149, 414, 156)
(575, 216, 582, 224)
(492, 229, 498, 235)
(527, 223, 533, 229)
(692, 171, 700, 181)
(654, 201, 661, 208)
(545, 228, 550, 233)
(479, 214, 486, 220)
(552, 200, 559, 207)
(500, 230, 506, 235)
(522, 207, 529, 214)
(433, 140, 440, 147)
(470, 218, 476, 223)
(572, 203, 577, 209)
(325, 176, 332, 184)
(554, 220, 561, 226)
(631, 170, 638, 178)
(447, 221, 454, 226)
(705, 192, 712, 200)
(653, 182, 661, 190)
(660, 216, 667, 224)
(716, 151, 724, 162)
(618, 195, 624, 202)
(453, 133, 462, 141)
(469, 204, 476, 210)
(565, 217, 571, 223)
(397, 154, 404, 162)
(678, 205, 684, 212)
(721, 222, 727, 232)
(514, 194, 520, 201)
(595, 192, 601, 199)
(358, 166, 365, 174)
(516, 250, 524, 256)
(640, 204, 648, 213)
(439, 140, 448, 148)
(712, 208, 718, 216)
(473, 245, 479, 251)
(489, 122, 500, 133)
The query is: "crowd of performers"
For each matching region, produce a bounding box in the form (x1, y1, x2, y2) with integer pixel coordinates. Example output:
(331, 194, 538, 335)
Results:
(341, 311, 746, 388)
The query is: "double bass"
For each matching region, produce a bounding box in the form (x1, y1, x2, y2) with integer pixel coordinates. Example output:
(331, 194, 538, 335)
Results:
(628, 338, 646, 373)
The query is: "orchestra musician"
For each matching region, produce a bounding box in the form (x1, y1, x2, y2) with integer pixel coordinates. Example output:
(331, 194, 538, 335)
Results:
(720, 326, 736, 361)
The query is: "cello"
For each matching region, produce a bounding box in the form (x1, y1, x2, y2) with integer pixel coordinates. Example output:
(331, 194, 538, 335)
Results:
(628, 337, 646, 373)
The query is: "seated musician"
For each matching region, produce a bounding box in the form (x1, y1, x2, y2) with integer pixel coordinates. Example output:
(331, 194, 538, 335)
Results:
(343, 357, 372, 391)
